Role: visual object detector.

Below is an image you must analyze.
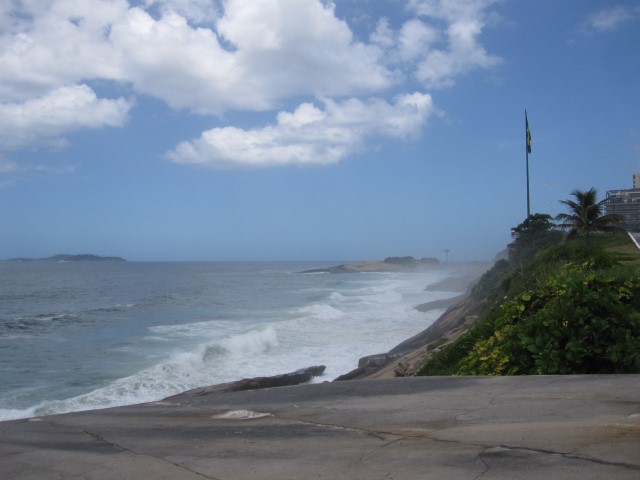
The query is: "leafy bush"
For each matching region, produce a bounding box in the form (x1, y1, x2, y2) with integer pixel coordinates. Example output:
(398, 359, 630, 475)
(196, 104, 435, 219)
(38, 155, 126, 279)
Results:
(417, 307, 501, 375)
(458, 263, 640, 375)
(418, 234, 640, 376)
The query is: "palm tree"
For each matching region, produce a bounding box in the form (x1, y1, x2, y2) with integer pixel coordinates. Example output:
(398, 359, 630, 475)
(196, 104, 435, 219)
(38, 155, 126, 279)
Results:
(556, 188, 623, 237)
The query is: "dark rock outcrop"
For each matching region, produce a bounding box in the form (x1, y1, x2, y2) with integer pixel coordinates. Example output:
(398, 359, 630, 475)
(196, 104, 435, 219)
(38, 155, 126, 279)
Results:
(300, 265, 354, 274)
(334, 354, 397, 381)
(165, 366, 326, 400)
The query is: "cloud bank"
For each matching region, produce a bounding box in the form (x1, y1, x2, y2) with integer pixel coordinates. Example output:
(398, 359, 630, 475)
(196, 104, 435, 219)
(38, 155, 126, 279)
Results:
(0, 85, 132, 150)
(0, 0, 502, 167)
(582, 5, 638, 34)
(167, 93, 435, 167)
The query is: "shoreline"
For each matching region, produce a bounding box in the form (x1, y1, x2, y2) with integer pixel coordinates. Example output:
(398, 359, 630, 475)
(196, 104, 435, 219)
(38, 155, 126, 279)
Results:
(164, 261, 492, 392)
(166, 261, 492, 400)
(0, 261, 490, 422)
(333, 261, 491, 381)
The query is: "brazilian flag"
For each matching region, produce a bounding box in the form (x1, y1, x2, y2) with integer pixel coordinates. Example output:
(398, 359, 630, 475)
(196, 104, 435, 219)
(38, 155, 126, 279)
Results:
(526, 111, 532, 154)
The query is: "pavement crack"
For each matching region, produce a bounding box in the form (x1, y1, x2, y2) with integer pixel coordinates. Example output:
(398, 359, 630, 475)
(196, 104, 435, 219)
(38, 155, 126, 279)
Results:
(80, 428, 224, 480)
(482, 444, 640, 472)
(273, 414, 640, 472)
(473, 454, 491, 480)
(271, 414, 399, 441)
(82, 429, 128, 452)
(562, 451, 640, 471)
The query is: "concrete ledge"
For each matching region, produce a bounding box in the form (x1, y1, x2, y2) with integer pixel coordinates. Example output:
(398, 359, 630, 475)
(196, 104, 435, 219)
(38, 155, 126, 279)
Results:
(1, 375, 639, 479)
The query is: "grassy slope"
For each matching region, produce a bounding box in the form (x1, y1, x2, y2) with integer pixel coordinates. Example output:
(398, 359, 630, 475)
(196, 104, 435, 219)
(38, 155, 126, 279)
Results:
(417, 231, 640, 376)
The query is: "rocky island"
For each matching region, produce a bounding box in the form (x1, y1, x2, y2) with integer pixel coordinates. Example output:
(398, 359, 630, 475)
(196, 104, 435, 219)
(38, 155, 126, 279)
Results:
(300, 255, 440, 273)
(5, 254, 126, 262)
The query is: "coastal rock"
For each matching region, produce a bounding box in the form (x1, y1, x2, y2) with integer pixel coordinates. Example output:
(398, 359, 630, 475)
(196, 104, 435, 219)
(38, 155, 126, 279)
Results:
(334, 354, 398, 381)
(165, 366, 326, 400)
(357, 353, 394, 368)
(415, 295, 464, 312)
(300, 261, 434, 274)
(333, 367, 368, 381)
(300, 264, 354, 274)
(394, 361, 409, 377)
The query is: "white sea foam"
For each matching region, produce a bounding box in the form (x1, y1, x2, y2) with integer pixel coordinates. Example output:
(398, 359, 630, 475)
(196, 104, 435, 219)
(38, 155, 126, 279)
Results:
(149, 319, 235, 338)
(0, 407, 38, 422)
(293, 303, 345, 321)
(216, 326, 280, 356)
(328, 291, 347, 302)
(8, 326, 283, 419)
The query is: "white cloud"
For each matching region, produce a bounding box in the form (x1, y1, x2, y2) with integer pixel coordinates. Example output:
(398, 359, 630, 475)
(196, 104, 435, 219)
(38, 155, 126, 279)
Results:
(0, 159, 18, 173)
(408, 0, 497, 20)
(166, 93, 435, 167)
(0, 84, 132, 150)
(370, 18, 396, 49)
(583, 5, 636, 33)
(0, 0, 129, 102)
(202, 0, 395, 111)
(398, 19, 439, 62)
(0, 0, 502, 165)
(1, 0, 395, 114)
(108, 7, 244, 114)
(143, 0, 219, 24)
(407, 0, 501, 87)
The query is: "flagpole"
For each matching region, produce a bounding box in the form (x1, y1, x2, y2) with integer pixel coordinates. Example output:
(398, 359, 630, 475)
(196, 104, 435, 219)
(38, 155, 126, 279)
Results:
(526, 141, 530, 218)
(525, 109, 530, 218)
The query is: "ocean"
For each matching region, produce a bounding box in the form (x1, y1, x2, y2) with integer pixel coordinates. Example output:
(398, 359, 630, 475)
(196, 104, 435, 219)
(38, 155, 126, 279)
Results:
(0, 260, 467, 421)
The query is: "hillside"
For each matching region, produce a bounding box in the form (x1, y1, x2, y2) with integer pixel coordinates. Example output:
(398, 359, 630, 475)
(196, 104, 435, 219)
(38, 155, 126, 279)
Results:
(341, 231, 640, 380)
(417, 231, 640, 376)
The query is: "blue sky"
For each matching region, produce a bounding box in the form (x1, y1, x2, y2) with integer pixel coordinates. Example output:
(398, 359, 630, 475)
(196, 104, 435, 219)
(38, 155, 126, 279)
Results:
(1, 0, 639, 262)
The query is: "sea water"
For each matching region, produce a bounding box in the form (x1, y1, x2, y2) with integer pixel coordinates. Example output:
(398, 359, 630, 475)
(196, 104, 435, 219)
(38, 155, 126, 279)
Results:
(0, 261, 466, 421)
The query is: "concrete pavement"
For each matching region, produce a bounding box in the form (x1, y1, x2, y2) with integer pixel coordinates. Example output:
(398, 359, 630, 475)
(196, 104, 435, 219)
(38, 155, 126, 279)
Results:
(1, 375, 639, 479)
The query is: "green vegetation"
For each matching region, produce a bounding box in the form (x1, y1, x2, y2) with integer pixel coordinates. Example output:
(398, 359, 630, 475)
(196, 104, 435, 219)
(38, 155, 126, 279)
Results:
(383, 256, 417, 265)
(417, 197, 640, 376)
(426, 337, 448, 351)
(383, 256, 440, 266)
(556, 188, 623, 238)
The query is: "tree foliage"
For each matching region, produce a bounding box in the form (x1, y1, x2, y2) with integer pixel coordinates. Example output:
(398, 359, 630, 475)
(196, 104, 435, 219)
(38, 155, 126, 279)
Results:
(556, 188, 623, 237)
(513, 213, 556, 238)
(383, 256, 417, 265)
(510, 213, 563, 267)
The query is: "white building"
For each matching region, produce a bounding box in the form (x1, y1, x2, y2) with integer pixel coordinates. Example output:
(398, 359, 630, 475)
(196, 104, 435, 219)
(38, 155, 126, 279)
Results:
(605, 174, 640, 231)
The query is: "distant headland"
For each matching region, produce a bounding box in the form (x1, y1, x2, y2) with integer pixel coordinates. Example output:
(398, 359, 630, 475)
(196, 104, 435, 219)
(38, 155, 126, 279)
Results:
(300, 256, 440, 274)
(5, 254, 126, 262)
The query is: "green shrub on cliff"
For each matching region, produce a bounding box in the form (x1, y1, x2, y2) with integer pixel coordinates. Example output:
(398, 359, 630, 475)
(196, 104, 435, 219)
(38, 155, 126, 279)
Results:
(458, 262, 640, 375)
(418, 232, 640, 376)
